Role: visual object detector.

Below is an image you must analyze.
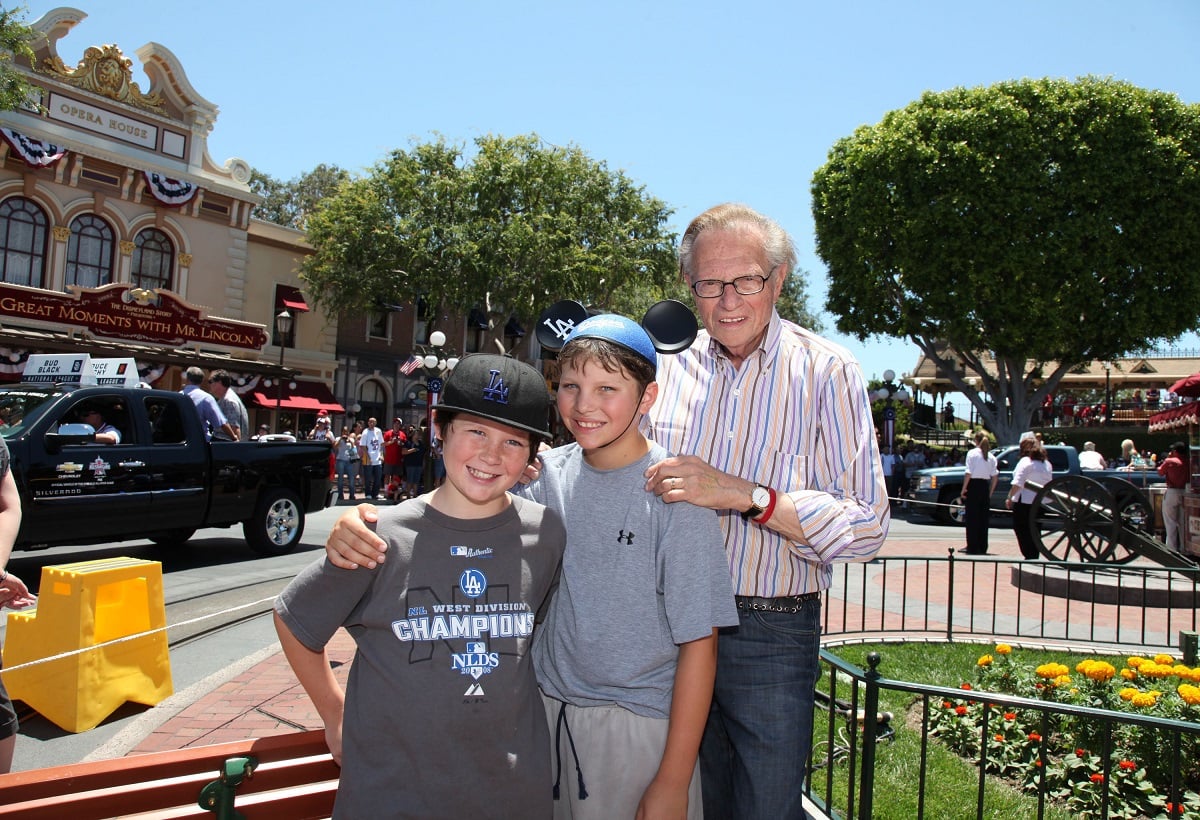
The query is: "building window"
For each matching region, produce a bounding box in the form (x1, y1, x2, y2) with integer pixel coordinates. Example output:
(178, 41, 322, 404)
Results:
(368, 309, 389, 340)
(415, 296, 433, 344)
(466, 308, 488, 354)
(357, 378, 387, 425)
(65, 214, 115, 289)
(131, 228, 174, 291)
(0, 196, 48, 287)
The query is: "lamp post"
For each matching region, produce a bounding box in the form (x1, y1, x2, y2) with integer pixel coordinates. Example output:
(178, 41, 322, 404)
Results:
(274, 310, 292, 432)
(1103, 361, 1112, 425)
(873, 369, 910, 453)
(414, 330, 459, 491)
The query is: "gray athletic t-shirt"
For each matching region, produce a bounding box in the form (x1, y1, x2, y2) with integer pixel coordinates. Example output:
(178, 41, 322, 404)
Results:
(276, 495, 565, 819)
(524, 443, 738, 719)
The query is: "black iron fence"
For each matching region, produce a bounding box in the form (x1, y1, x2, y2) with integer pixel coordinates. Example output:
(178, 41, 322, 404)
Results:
(809, 554, 1200, 818)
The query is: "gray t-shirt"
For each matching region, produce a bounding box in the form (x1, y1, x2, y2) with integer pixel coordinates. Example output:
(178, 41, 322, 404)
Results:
(276, 495, 565, 819)
(523, 443, 738, 719)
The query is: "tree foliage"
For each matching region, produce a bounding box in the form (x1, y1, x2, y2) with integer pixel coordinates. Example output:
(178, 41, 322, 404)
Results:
(776, 267, 823, 333)
(249, 164, 351, 230)
(300, 134, 680, 330)
(0, 6, 40, 113)
(812, 77, 1200, 443)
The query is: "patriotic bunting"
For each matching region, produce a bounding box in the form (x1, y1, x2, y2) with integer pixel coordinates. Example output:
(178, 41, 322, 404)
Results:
(144, 171, 199, 207)
(0, 128, 67, 168)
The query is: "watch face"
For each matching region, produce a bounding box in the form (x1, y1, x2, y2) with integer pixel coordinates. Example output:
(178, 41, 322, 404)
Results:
(752, 486, 770, 508)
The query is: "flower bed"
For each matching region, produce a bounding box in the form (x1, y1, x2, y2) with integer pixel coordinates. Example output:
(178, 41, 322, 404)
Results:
(929, 644, 1200, 819)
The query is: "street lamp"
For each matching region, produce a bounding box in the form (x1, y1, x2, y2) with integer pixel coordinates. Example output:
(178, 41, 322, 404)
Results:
(413, 329, 459, 490)
(274, 310, 293, 430)
(874, 369, 910, 453)
(1103, 361, 1112, 424)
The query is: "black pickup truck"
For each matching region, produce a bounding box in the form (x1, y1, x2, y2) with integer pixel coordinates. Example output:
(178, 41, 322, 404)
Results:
(0, 383, 334, 555)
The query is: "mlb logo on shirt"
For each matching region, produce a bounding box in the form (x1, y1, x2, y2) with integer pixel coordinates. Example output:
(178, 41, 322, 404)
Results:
(451, 546, 469, 557)
(467, 641, 486, 654)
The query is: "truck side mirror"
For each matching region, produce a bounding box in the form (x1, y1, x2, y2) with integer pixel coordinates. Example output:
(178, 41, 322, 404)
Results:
(46, 423, 97, 453)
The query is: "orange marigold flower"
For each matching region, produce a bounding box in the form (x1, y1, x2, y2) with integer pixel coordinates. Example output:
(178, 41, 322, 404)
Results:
(1118, 760, 1138, 771)
(1131, 692, 1158, 708)
(994, 734, 1004, 742)
(960, 683, 973, 691)
(1028, 731, 1042, 742)
(1178, 684, 1200, 706)
(1090, 773, 1105, 783)
(1003, 712, 1016, 720)
(1120, 668, 1137, 681)
(1036, 663, 1069, 679)
(977, 655, 993, 667)
(955, 705, 968, 716)
(1075, 748, 1087, 758)
(1128, 656, 1147, 669)
(1154, 653, 1176, 665)
(943, 700, 954, 709)
(995, 643, 1012, 654)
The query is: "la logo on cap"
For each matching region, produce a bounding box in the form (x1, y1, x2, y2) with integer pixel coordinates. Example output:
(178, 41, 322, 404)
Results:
(482, 370, 510, 405)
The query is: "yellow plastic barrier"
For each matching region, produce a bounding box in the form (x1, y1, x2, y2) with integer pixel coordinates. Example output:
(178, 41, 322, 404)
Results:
(1, 556, 173, 733)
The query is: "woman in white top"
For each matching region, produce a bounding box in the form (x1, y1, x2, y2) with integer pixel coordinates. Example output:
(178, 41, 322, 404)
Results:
(959, 431, 998, 554)
(1006, 437, 1054, 559)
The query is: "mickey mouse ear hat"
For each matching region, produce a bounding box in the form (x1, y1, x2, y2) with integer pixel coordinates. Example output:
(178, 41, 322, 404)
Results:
(536, 300, 698, 368)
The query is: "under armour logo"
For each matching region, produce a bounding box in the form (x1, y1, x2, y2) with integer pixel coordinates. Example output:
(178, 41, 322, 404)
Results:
(482, 370, 510, 404)
(617, 530, 635, 545)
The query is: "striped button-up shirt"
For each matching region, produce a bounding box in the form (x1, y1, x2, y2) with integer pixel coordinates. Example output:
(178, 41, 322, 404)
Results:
(647, 312, 889, 596)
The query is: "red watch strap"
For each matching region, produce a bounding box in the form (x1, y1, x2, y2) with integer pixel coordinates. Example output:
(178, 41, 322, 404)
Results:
(754, 487, 778, 524)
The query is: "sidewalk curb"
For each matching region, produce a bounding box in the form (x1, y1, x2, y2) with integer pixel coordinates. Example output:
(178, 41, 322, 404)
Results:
(83, 642, 282, 762)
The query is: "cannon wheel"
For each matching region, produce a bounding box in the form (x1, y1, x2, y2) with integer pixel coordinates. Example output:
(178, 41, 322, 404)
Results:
(1029, 475, 1132, 562)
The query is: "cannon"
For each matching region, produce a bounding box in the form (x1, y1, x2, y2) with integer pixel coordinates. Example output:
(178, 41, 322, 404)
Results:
(1025, 475, 1196, 568)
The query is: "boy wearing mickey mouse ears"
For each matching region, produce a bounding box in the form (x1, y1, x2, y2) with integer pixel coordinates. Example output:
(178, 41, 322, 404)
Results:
(523, 313, 737, 819)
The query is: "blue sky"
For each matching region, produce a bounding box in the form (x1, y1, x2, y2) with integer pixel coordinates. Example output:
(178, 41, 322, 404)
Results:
(22, 0, 1200, 391)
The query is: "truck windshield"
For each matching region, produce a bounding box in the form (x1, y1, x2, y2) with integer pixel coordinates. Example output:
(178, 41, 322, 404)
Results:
(0, 388, 61, 439)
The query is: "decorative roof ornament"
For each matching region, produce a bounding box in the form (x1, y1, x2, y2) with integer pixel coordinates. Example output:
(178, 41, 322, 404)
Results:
(42, 44, 165, 113)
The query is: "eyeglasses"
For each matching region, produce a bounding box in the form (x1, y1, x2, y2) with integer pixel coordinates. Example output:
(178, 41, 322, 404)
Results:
(690, 265, 777, 299)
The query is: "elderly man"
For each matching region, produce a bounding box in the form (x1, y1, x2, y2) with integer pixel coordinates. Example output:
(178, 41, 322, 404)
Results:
(180, 366, 236, 442)
(208, 370, 249, 441)
(321, 203, 889, 819)
(642, 203, 889, 818)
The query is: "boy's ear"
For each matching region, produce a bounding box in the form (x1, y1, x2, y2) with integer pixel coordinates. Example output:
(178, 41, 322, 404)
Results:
(638, 381, 659, 415)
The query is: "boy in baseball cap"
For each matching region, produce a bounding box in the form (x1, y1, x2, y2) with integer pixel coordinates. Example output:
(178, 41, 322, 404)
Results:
(275, 354, 564, 817)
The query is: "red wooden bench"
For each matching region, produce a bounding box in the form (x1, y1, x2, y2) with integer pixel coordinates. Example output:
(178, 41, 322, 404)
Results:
(0, 730, 338, 819)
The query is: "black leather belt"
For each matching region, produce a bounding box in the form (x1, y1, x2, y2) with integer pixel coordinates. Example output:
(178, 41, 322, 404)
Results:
(735, 593, 822, 613)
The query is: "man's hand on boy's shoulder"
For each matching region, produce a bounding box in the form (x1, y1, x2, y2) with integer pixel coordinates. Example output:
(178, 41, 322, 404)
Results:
(645, 454, 750, 513)
(516, 444, 550, 485)
(326, 504, 386, 569)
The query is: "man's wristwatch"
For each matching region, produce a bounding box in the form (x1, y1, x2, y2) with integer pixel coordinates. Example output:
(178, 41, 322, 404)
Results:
(742, 484, 773, 521)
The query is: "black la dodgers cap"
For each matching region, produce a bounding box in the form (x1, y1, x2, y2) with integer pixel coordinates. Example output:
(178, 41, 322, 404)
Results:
(436, 353, 552, 440)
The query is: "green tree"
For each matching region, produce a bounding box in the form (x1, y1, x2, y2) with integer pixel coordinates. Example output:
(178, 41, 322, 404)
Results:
(812, 77, 1200, 444)
(776, 267, 823, 332)
(249, 164, 351, 229)
(300, 134, 679, 335)
(0, 6, 40, 112)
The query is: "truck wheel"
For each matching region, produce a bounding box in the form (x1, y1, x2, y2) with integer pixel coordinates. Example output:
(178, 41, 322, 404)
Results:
(244, 488, 305, 556)
(149, 528, 196, 547)
(936, 488, 966, 526)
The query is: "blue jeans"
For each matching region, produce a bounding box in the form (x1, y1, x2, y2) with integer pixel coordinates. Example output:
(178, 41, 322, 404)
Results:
(364, 463, 383, 498)
(335, 459, 357, 499)
(701, 597, 821, 820)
